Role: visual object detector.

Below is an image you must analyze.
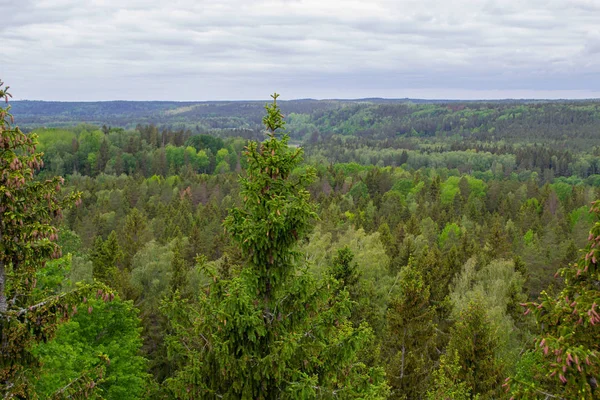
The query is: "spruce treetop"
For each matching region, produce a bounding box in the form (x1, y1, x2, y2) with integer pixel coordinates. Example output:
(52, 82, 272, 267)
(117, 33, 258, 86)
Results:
(224, 93, 317, 295)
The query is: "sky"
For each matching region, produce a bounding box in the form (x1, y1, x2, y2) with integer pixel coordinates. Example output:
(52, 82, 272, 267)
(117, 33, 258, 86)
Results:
(1, 0, 600, 101)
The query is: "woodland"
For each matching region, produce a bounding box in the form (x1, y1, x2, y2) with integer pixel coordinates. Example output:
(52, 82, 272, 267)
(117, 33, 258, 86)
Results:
(1, 81, 600, 399)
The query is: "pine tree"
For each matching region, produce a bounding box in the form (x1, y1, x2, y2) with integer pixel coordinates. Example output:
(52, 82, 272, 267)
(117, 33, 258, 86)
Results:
(426, 349, 473, 400)
(163, 94, 388, 399)
(485, 214, 511, 261)
(0, 80, 110, 398)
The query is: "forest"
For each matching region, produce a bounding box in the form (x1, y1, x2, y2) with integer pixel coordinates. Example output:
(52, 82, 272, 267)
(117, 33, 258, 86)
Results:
(1, 83, 600, 399)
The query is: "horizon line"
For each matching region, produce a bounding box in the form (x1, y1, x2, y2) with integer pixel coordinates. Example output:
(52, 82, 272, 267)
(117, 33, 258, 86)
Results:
(11, 97, 600, 103)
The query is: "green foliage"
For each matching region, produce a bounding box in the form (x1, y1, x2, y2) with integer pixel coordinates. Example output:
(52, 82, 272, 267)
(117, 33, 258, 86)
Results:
(450, 258, 527, 370)
(509, 350, 558, 399)
(169, 240, 188, 295)
(303, 225, 394, 334)
(510, 201, 600, 399)
(90, 231, 122, 286)
(383, 260, 437, 399)
(224, 93, 318, 292)
(334, 162, 370, 176)
(130, 241, 174, 308)
(441, 175, 486, 206)
(349, 181, 369, 201)
(439, 222, 462, 249)
(33, 297, 147, 399)
(441, 176, 461, 205)
(163, 94, 388, 399)
(551, 182, 574, 203)
(569, 206, 595, 230)
(122, 208, 152, 269)
(186, 134, 225, 155)
(8, 82, 600, 399)
(58, 229, 84, 257)
(523, 229, 535, 246)
(0, 80, 110, 398)
(442, 297, 504, 399)
(328, 246, 360, 290)
(427, 350, 475, 400)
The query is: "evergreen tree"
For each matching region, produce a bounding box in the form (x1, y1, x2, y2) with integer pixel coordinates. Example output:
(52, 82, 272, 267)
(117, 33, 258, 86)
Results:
(439, 297, 504, 399)
(89, 230, 121, 287)
(328, 246, 360, 292)
(0, 80, 109, 398)
(509, 201, 600, 399)
(169, 239, 188, 296)
(122, 208, 151, 269)
(427, 349, 473, 400)
(420, 246, 452, 304)
(96, 138, 110, 174)
(383, 260, 437, 399)
(163, 94, 388, 399)
(485, 215, 511, 261)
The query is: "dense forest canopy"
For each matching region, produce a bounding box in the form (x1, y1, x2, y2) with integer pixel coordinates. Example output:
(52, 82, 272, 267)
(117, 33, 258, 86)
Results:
(1, 87, 599, 398)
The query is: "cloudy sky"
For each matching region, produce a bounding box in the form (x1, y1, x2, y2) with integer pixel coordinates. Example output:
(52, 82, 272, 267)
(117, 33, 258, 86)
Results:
(1, 0, 600, 100)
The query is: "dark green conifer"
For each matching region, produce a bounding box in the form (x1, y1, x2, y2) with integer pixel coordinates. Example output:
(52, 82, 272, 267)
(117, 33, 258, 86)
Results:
(163, 94, 388, 399)
(383, 261, 437, 399)
(436, 297, 504, 399)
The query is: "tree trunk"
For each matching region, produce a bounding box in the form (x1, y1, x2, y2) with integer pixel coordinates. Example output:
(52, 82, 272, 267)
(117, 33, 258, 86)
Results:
(0, 260, 7, 313)
(400, 327, 406, 379)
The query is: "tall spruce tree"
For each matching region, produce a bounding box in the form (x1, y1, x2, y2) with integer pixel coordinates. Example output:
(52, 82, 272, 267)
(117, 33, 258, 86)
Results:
(122, 208, 151, 269)
(383, 260, 437, 399)
(432, 297, 504, 399)
(328, 247, 360, 295)
(0, 80, 110, 398)
(163, 94, 388, 399)
(90, 231, 122, 287)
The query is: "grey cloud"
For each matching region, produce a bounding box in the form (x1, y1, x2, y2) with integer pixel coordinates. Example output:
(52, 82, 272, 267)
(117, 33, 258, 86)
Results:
(583, 32, 600, 54)
(565, 0, 600, 12)
(1, 0, 599, 100)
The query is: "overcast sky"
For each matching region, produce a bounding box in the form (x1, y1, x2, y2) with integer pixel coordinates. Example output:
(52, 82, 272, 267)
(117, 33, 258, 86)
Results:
(1, 0, 600, 101)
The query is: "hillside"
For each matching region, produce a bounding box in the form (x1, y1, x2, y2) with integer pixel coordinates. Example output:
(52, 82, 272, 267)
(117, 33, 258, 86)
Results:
(3, 93, 600, 399)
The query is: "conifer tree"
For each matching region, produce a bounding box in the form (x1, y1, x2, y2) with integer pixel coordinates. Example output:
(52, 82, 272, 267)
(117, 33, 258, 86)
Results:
(169, 239, 188, 296)
(426, 349, 473, 400)
(509, 201, 600, 399)
(121, 208, 151, 269)
(419, 246, 451, 304)
(435, 297, 504, 399)
(90, 230, 122, 286)
(328, 246, 360, 292)
(163, 94, 388, 399)
(383, 260, 437, 399)
(0, 80, 110, 398)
